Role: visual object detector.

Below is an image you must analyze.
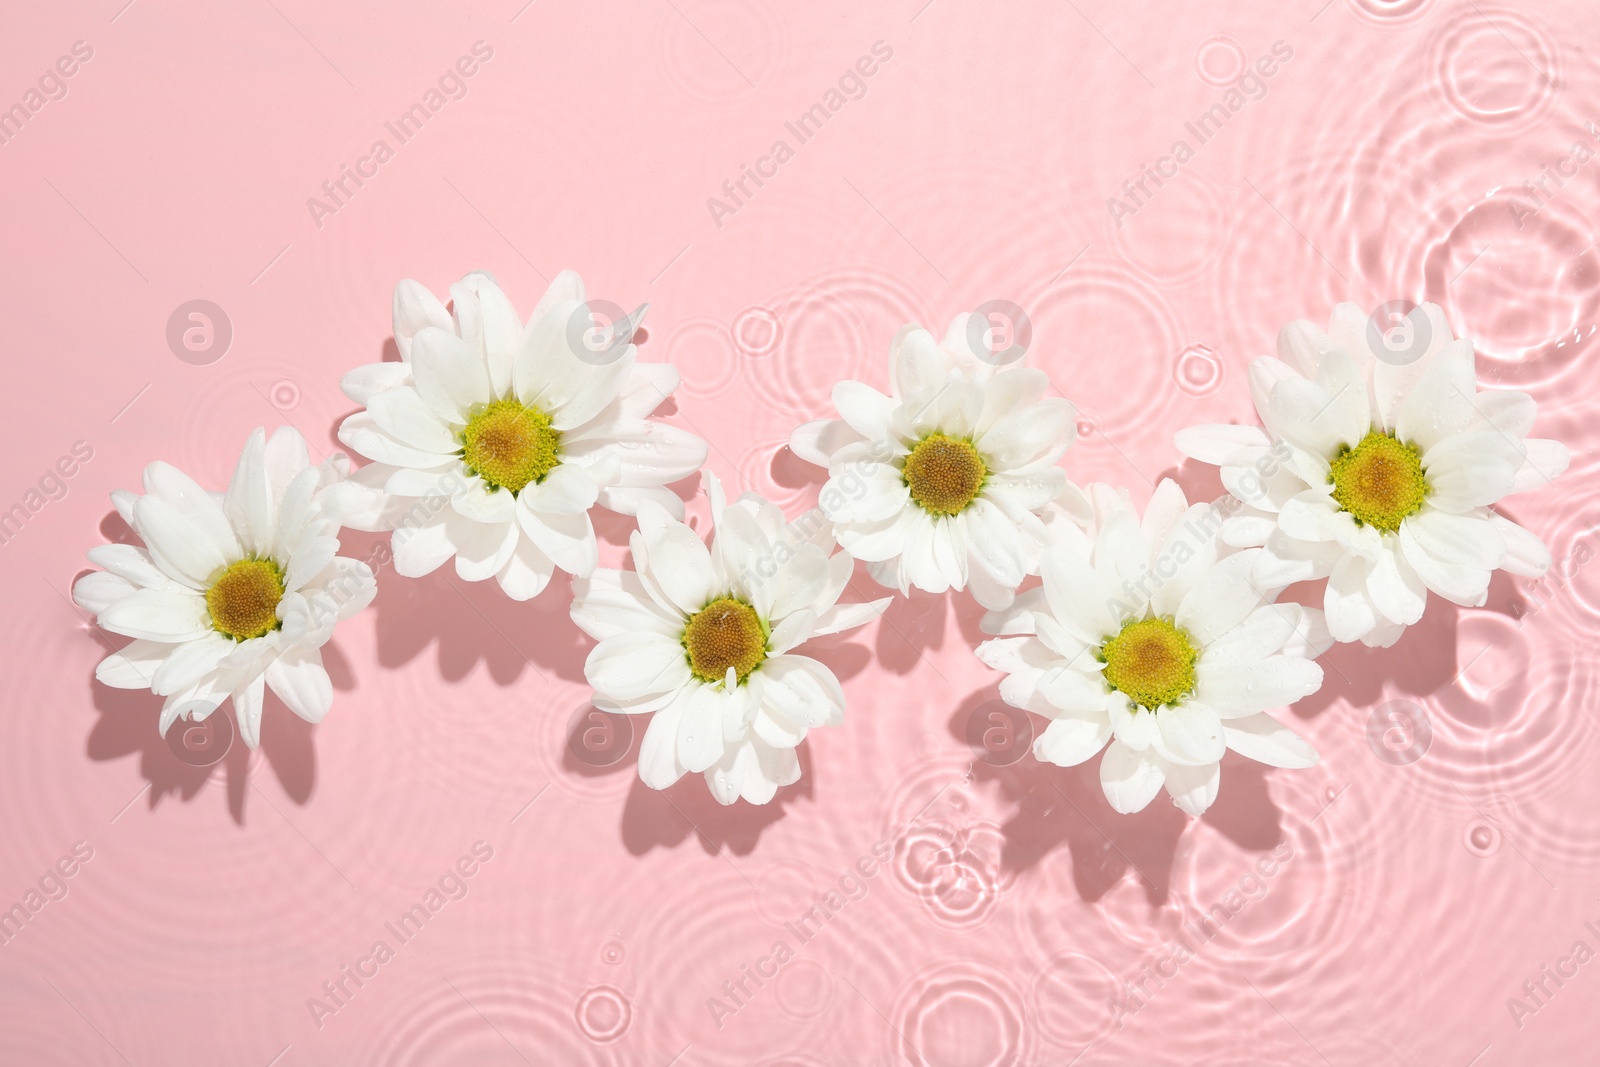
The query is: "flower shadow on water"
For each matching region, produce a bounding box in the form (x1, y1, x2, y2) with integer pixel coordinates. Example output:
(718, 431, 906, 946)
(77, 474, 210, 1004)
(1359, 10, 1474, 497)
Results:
(946, 684, 1287, 909)
(617, 744, 815, 858)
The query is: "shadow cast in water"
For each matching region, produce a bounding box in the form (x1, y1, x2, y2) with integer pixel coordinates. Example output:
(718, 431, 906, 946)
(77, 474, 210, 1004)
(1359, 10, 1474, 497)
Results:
(947, 685, 1287, 907)
(618, 742, 814, 858)
(86, 666, 323, 825)
(350, 528, 589, 687)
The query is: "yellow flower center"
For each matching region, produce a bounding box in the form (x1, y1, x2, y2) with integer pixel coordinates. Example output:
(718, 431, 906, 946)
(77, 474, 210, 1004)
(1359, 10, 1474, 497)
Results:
(460, 398, 562, 494)
(902, 433, 988, 516)
(1327, 430, 1428, 533)
(206, 558, 285, 641)
(1100, 616, 1197, 711)
(682, 597, 768, 685)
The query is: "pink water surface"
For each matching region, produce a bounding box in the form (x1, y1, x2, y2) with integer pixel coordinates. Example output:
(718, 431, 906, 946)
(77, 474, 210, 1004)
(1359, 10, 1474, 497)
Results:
(2, 1, 1597, 1064)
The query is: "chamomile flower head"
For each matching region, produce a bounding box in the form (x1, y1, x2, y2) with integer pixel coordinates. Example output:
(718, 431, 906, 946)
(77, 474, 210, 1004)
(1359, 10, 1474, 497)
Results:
(569, 472, 891, 805)
(977, 481, 1329, 816)
(1174, 303, 1569, 647)
(788, 312, 1089, 611)
(334, 270, 708, 601)
(72, 428, 375, 748)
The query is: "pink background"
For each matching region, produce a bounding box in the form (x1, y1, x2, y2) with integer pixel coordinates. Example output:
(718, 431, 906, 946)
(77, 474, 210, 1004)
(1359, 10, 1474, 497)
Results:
(2, 0, 1597, 1063)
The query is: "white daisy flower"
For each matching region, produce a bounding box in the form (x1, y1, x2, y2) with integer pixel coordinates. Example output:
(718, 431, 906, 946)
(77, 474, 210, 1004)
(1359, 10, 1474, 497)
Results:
(787, 313, 1088, 611)
(570, 472, 890, 805)
(1174, 302, 1569, 647)
(976, 481, 1329, 816)
(72, 428, 375, 748)
(334, 270, 708, 601)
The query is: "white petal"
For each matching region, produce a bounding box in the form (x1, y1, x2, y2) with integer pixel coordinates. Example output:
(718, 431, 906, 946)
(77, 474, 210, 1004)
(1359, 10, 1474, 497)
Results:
(1399, 521, 1491, 607)
(143, 460, 242, 563)
(570, 571, 678, 645)
(150, 633, 232, 696)
(1368, 544, 1428, 625)
(392, 278, 452, 360)
(94, 639, 170, 689)
(1174, 423, 1272, 465)
(411, 327, 492, 424)
(1324, 553, 1381, 642)
(1509, 439, 1570, 495)
(1163, 760, 1221, 816)
(787, 418, 861, 469)
(495, 536, 556, 601)
(366, 388, 458, 454)
(1195, 657, 1322, 716)
(1175, 551, 1267, 646)
(520, 463, 600, 516)
(265, 647, 333, 723)
(232, 673, 267, 749)
(341, 361, 412, 405)
(1153, 703, 1226, 765)
(676, 684, 729, 773)
(223, 428, 275, 559)
(98, 588, 211, 642)
(134, 496, 227, 589)
(391, 516, 457, 577)
(1032, 714, 1112, 767)
(1099, 740, 1166, 813)
(1394, 339, 1478, 451)
(1407, 509, 1504, 569)
(637, 691, 689, 790)
(515, 505, 597, 578)
(564, 420, 707, 489)
(1489, 513, 1550, 578)
(451, 482, 518, 525)
(759, 655, 844, 730)
(586, 631, 691, 701)
(72, 571, 136, 615)
(1222, 713, 1318, 768)
(453, 519, 518, 582)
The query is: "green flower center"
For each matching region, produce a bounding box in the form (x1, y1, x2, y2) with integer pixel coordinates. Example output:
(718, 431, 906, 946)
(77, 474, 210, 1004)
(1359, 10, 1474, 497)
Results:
(206, 558, 285, 641)
(1327, 430, 1428, 533)
(902, 433, 987, 516)
(1100, 616, 1198, 711)
(683, 597, 768, 684)
(460, 398, 562, 494)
